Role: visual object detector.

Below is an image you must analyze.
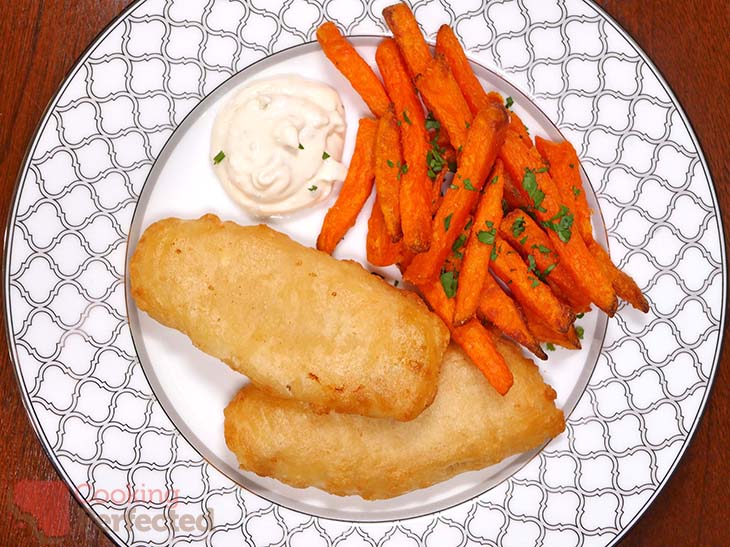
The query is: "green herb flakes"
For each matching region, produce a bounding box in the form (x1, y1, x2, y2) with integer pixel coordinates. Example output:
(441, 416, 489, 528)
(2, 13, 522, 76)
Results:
(440, 270, 458, 298)
(213, 150, 226, 164)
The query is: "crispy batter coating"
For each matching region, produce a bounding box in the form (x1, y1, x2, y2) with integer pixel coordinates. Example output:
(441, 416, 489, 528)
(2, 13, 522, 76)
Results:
(224, 339, 565, 499)
(130, 215, 449, 421)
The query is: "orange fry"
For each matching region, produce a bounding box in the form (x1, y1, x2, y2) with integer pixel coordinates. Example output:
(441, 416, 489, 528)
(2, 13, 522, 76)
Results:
(453, 159, 505, 325)
(382, 2, 432, 78)
(435, 25, 503, 115)
(477, 272, 547, 360)
(430, 168, 446, 215)
(374, 111, 404, 242)
(523, 307, 582, 350)
(316, 22, 391, 117)
(367, 197, 402, 267)
(499, 131, 618, 316)
(404, 103, 509, 285)
(376, 38, 431, 252)
(499, 210, 592, 314)
(535, 137, 649, 313)
(419, 281, 513, 395)
(491, 237, 575, 334)
(588, 240, 650, 313)
(507, 111, 532, 144)
(317, 118, 378, 254)
(534, 136, 592, 242)
(415, 57, 473, 151)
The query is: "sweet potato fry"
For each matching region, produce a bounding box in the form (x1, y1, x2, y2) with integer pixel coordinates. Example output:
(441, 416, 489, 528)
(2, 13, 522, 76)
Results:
(498, 131, 618, 316)
(499, 210, 592, 314)
(404, 104, 509, 285)
(435, 25, 503, 115)
(430, 168, 446, 215)
(382, 3, 431, 78)
(453, 159, 505, 325)
(419, 281, 513, 395)
(316, 22, 391, 117)
(375, 111, 404, 242)
(523, 307, 582, 350)
(507, 111, 532, 144)
(534, 136, 592, 242)
(317, 118, 378, 254)
(367, 196, 402, 267)
(534, 137, 649, 313)
(415, 57, 473, 151)
(588, 239, 650, 312)
(477, 272, 547, 360)
(490, 236, 575, 333)
(376, 38, 431, 252)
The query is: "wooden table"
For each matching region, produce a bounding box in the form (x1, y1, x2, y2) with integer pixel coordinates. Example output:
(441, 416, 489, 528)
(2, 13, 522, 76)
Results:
(1, 1, 727, 545)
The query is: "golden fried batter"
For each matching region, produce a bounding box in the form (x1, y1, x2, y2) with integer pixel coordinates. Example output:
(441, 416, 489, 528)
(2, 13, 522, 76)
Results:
(130, 215, 449, 421)
(224, 339, 565, 499)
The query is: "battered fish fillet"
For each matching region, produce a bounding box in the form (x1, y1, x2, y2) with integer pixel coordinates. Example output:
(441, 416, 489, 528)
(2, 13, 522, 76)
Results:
(130, 215, 449, 421)
(224, 339, 565, 499)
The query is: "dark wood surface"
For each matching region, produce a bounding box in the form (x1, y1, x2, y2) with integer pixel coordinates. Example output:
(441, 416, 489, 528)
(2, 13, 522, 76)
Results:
(1, 1, 727, 545)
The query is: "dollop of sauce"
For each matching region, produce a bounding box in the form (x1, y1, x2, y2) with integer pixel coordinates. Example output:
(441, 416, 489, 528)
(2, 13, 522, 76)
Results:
(211, 76, 348, 217)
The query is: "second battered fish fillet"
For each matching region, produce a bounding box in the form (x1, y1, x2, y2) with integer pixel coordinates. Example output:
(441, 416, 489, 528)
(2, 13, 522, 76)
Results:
(130, 215, 449, 421)
(224, 339, 565, 499)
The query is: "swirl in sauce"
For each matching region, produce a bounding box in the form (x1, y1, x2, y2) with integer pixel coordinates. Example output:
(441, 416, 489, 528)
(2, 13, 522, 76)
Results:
(211, 76, 348, 217)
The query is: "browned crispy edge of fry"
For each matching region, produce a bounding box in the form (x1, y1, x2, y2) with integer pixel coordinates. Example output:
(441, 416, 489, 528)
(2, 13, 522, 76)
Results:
(382, 2, 432, 78)
(588, 240, 650, 312)
(523, 306, 582, 350)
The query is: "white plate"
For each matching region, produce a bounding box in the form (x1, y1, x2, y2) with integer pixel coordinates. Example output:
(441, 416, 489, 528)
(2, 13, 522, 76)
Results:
(5, 1, 725, 545)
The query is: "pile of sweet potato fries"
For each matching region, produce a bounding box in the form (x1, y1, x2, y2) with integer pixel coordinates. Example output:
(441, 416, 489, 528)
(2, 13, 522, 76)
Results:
(316, 3, 648, 395)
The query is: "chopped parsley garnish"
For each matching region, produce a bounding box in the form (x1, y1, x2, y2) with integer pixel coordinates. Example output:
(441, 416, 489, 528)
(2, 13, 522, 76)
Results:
(528, 275, 540, 288)
(463, 178, 477, 191)
(546, 342, 556, 351)
(465, 218, 473, 231)
(440, 270, 458, 298)
(541, 205, 574, 243)
(505, 96, 514, 109)
(541, 263, 556, 279)
(532, 244, 552, 255)
(400, 163, 409, 176)
(522, 169, 546, 212)
(450, 183, 459, 190)
(527, 254, 537, 273)
(322, 151, 330, 160)
(452, 234, 467, 253)
(477, 227, 496, 245)
(444, 213, 453, 231)
(308, 185, 318, 192)
(572, 186, 581, 196)
(511, 216, 526, 238)
(387, 159, 395, 168)
(465, 121, 471, 129)
(490, 244, 500, 261)
(534, 166, 549, 174)
(426, 134, 448, 180)
(213, 150, 226, 164)
(298, 143, 304, 150)
(576, 312, 585, 319)
(425, 112, 440, 131)
(402, 110, 412, 125)
(520, 236, 528, 245)
(490, 175, 499, 185)
(576, 325, 585, 339)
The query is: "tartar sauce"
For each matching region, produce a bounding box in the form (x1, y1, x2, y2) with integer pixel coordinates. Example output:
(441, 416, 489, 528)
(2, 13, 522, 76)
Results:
(210, 76, 348, 217)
